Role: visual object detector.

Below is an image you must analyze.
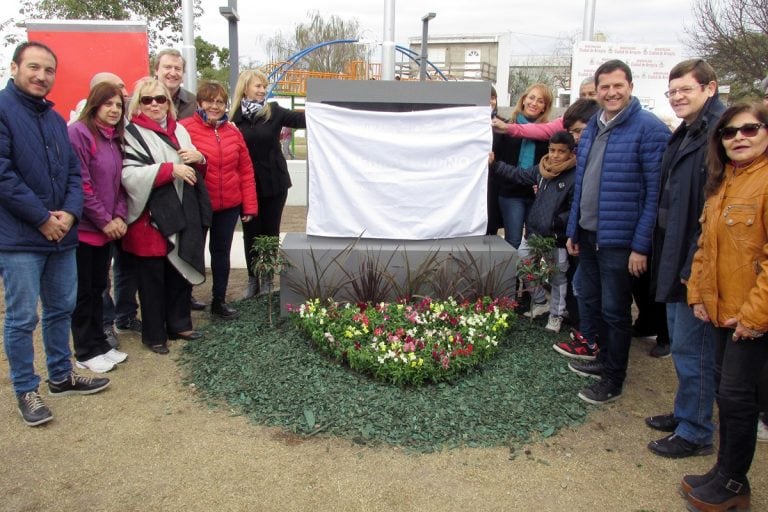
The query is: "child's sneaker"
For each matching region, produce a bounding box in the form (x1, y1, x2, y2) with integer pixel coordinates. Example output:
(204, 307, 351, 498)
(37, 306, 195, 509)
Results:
(545, 315, 563, 333)
(523, 301, 549, 319)
(552, 329, 598, 360)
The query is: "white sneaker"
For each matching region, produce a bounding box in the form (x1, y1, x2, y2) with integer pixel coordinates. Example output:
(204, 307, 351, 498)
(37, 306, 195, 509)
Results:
(524, 302, 549, 319)
(758, 417, 768, 443)
(545, 315, 563, 333)
(103, 348, 128, 364)
(75, 354, 116, 374)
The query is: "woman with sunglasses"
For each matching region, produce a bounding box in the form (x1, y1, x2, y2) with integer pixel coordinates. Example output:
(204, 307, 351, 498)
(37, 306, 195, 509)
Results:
(121, 79, 210, 355)
(684, 103, 768, 511)
(67, 82, 130, 373)
(180, 81, 258, 320)
(230, 70, 306, 298)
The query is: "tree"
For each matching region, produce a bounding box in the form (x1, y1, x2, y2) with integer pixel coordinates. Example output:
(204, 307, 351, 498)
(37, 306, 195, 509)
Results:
(195, 36, 229, 85)
(19, 0, 203, 51)
(265, 11, 367, 72)
(686, 0, 768, 100)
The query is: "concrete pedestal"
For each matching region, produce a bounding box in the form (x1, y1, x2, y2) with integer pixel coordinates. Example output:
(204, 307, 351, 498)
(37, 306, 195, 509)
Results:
(279, 233, 517, 314)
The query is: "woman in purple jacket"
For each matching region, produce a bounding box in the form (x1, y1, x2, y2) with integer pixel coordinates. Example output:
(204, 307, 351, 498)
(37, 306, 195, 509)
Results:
(67, 82, 130, 373)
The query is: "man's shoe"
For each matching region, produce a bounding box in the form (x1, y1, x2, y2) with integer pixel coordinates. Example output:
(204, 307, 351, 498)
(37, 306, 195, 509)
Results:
(114, 317, 142, 334)
(568, 359, 603, 379)
(149, 344, 170, 355)
(577, 378, 622, 405)
(648, 433, 714, 459)
(168, 331, 204, 341)
(190, 296, 206, 311)
(243, 276, 259, 299)
(523, 301, 549, 319)
(75, 354, 116, 374)
(649, 343, 671, 358)
(104, 326, 119, 349)
(48, 372, 110, 396)
(17, 391, 53, 426)
(211, 298, 239, 320)
(553, 329, 598, 360)
(103, 348, 128, 364)
(645, 413, 678, 432)
(544, 315, 563, 333)
(685, 471, 750, 512)
(681, 466, 720, 496)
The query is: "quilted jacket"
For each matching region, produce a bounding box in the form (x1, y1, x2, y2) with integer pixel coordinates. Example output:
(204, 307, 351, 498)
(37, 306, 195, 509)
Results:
(0, 79, 83, 252)
(566, 97, 670, 254)
(181, 113, 258, 215)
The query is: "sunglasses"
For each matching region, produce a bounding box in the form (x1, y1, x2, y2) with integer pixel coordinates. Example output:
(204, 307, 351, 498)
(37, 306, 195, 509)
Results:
(720, 123, 766, 141)
(140, 95, 168, 105)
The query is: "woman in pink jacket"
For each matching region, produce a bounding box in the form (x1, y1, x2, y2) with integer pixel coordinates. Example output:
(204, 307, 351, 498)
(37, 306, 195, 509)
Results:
(181, 81, 258, 319)
(67, 82, 129, 373)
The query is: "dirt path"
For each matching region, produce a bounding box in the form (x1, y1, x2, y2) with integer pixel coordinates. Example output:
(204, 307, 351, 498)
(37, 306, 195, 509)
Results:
(1, 207, 766, 511)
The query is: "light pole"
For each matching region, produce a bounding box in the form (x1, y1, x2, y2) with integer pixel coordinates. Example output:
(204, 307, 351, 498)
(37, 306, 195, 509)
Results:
(181, 0, 197, 92)
(419, 12, 436, 81)
(220, 0, 240, 94)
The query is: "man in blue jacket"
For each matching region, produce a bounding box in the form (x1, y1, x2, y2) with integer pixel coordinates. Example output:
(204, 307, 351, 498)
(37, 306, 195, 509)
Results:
(565, 59, 670, 404)
(0, 41, 110, 427)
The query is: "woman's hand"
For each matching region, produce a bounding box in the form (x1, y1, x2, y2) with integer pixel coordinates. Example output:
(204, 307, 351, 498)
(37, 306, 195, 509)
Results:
(103, 217, 127, 240)
(241, 215, 253, 223)
(491, 118, 509, 134)
(692, 303, 710, 323)
(724, 317, 764, 341)
(177, 148, 204, 164)
(488, 152, 495, 165)
(173, 164, 197, 185)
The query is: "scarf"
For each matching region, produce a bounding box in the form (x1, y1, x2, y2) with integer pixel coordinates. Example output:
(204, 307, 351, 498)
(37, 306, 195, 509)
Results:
(241, 98, 264, 120)
(195, 108, 229, 127)
(538, 153, 577, 180)
(516, 113, 536, 168)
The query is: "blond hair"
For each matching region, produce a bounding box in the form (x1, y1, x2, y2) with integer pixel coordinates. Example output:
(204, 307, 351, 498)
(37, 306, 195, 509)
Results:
(230, 69, 272, 121)
(127, 79, 177, 120)
(511, 83, 553, 123)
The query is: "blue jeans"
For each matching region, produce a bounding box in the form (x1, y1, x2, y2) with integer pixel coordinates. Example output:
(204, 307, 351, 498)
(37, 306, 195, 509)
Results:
(498, 196, 533, 249)
(0, 250, 76, 394)
(102, 243, 138, 328)
(209, 206, 241, 300)
(666, 302, 716, 444)
(574, 229, 633, 387)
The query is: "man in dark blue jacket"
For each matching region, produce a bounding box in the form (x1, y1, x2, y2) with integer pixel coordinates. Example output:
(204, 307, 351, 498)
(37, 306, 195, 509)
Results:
(565, 59, 670, 404)
(644, 59, 725, 458)
(0, 42, 110, 427)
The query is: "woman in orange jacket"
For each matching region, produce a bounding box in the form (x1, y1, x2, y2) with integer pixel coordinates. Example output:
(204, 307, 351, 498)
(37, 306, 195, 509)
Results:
(684, 103, 768, 512)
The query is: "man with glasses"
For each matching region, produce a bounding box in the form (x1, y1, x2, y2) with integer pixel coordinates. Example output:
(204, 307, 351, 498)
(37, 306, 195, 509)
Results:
(0, 42, 111, 427)
(644, 59, 725, 458)
(565, 59, 670, 404)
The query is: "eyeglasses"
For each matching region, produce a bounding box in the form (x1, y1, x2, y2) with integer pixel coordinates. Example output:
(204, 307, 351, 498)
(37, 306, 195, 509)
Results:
(202, 99, 227, 107)
(664, 84, 706, 98)
(719, 123, 766, 140)
(140, 95, 168, 105)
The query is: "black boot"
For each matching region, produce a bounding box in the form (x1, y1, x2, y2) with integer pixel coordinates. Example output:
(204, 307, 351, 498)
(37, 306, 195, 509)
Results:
(686, 471, 750, 512)
(680, 465, 719, 496)
(243, 276, 259, 300)
(211, 297, 239, 320)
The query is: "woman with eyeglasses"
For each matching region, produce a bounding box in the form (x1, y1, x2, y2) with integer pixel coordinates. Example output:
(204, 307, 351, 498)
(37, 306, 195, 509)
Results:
(683, 103, 768, 511)
(67, 82, 130, 373)
(120, 79, 210, 355)
(230, 69, 306, 299)
(180, 81, 258, 320)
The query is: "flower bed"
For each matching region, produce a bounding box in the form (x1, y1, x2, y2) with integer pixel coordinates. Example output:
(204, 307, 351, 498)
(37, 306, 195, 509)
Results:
(291, 296, 517, 385)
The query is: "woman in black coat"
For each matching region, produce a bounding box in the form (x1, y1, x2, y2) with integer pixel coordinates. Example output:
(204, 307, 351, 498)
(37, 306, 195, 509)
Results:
(230, 70, 306, 297)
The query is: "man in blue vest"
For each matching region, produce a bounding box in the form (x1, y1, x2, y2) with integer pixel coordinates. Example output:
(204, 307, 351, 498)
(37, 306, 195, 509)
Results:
(565, 59, 670, 404)
(0, 41, 110, 427)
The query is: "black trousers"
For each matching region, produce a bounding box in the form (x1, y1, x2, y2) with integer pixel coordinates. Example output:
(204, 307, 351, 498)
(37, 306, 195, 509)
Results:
(72, 242, 113, 361)
(243, 191, 287, 277)
(135, 256, 193, 345)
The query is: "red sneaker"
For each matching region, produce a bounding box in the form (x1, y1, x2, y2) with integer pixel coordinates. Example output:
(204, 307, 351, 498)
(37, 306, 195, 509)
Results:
(552, 329, 598, 360)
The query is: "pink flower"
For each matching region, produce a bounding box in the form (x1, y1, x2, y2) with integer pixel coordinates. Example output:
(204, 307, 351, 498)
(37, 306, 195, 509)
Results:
(403, 341, 416, 353)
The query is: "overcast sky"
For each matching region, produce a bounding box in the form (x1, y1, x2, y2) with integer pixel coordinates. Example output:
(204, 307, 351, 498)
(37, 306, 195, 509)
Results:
(1, 0, 697, 64)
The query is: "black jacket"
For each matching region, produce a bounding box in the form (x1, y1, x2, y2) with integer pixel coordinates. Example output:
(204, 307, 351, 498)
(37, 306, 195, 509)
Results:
(491, 159, 576, 247)
(651, 95, 725, 303)
(232, 103, 306, 199)
(494, 135, 548, 199)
